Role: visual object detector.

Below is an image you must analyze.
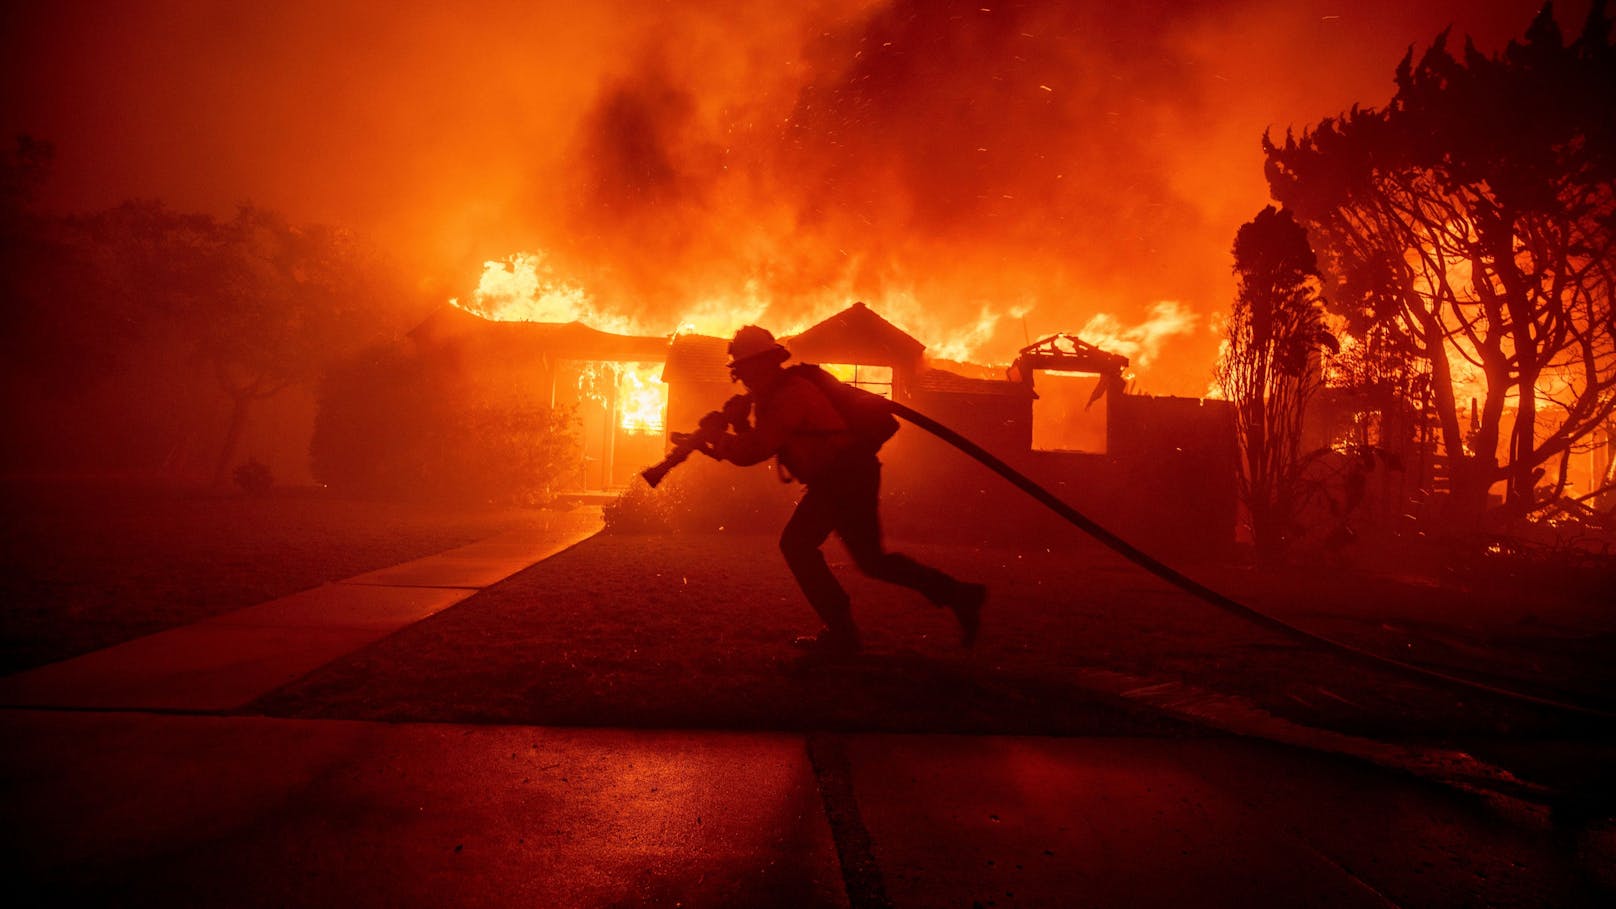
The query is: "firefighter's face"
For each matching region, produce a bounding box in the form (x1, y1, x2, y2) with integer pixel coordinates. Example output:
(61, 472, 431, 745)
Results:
(729, 356, 775, 389)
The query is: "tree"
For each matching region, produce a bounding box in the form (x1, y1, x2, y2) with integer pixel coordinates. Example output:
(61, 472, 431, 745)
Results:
(94, 204, 409, 486)
(2, 138, 418, 481)
(195, 207, 407, 485)
(1, 134, 53, 224)
(1216, 206, 1335, 562)
(1264, 3, 1616, 522)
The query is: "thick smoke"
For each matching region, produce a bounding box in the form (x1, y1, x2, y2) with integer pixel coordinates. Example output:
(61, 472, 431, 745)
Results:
(545, 1, 1231, 358)
(2, 0, 1573, 392)
(532, 0, 1573, 386)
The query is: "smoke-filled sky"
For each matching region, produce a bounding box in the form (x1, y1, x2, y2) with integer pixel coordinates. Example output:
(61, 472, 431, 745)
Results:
(1, 0, 1584, 393)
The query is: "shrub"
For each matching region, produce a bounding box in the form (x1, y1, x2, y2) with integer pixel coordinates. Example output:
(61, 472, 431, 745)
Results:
(602, 481, 677, 534)
(311, 342, 579, 505)
(232, 458, 274, 494)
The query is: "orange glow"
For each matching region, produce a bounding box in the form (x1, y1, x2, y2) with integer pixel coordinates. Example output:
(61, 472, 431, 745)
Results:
(452, 250, 1198, 373)
(822, 363, 894, 398)
(1402, 224, 1583, 417)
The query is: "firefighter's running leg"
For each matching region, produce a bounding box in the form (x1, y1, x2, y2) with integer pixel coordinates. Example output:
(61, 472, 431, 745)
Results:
(780, 485, 861, 655)
(832, 458, 987, 647)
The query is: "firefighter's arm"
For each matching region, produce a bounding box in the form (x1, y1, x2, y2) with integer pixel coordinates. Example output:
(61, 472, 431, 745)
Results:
(669, 410, 731, 457)
(712, 390, 798, 465)
(721, 394, 752, 431)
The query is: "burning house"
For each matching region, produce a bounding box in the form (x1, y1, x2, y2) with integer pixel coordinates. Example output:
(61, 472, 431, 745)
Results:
(405, 304, 671, 490)
(375, 298, 1236, 550)
(370, 297, 1234, 550)
(661, 302, 1237, 554)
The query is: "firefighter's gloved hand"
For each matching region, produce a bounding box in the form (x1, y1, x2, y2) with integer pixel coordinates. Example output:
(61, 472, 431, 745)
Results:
(721, 394, 752, 430)
(670, 431, 707, 451)
(697, 410, 729, 436)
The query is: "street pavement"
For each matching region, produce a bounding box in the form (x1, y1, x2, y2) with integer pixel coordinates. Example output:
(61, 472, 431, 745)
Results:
(1, 509, 1609, 907)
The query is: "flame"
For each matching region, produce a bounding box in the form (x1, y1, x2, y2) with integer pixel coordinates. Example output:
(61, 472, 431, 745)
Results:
(617, 363, 667, 434)
(676, 279, 774, 338)
(876, 290, 1036, 364)
(452, 249, 1204, 376)
(570, 361, 668, 434)
(452, 252, 645, 335)
(1074, 301, 1199, 375)
(452, 249, 1041, 365)
(821, 362, 894, 398)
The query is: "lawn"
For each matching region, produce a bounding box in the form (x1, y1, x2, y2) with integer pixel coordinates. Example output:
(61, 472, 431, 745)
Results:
(251, 523, 1616, 746)
(8, 475, 1610, 763)
(0, 480, 569, 674)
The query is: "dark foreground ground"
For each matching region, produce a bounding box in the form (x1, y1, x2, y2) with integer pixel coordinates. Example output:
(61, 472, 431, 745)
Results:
(4, 482, 1614, 905)
(249, 519, 1616, 862)
(254, 526, 1615, 736)
(6, 712, 1606, 908)
(0, 480, 554, 674)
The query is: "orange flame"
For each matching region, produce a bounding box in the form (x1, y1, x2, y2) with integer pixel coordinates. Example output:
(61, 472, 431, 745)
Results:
(453, 250, 1199, 375)
(452, 252, 642, 334)
(617, 363, 667, 434)
(1074, 301, 1198, 380)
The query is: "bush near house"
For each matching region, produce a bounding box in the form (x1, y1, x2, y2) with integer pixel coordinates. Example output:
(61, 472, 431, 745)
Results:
(604, 456, 796, 536)
(311, 343, 579, 505)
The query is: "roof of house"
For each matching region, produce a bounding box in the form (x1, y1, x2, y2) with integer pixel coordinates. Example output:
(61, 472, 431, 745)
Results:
(1013, 332, 1128, 374)
(410, 305, 670, 363)
(663, 302, 931, 386)
(662, 333, 732, 385)
(783, 301, 925, 367)
(912, 368, 1034, 398)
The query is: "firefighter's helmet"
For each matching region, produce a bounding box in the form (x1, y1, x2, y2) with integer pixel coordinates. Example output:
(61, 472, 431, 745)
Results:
(726, 325, 790, 369)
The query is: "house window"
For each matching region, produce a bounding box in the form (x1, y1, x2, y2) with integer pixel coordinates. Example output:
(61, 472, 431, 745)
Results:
(1031, 371, 1107, 454)
(822, 363, 894, 399)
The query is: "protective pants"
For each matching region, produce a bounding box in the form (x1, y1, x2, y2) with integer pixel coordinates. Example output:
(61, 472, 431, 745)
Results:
(779, 454, 965, 634)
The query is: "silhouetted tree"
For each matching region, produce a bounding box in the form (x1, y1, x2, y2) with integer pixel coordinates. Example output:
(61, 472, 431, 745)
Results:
(0, 134, 52, 222)
(83, 203, 407, 484)
(1265, 3, 1616, 521)
(2, 173, 417, 481)
(182, 206, 409, 486)
(1216, 206, 1335, 562)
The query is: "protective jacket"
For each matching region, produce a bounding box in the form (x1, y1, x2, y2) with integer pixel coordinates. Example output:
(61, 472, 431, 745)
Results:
(713, 371, 858, 483)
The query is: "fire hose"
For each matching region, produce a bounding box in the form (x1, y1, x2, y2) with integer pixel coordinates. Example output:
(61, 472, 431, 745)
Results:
(646, 400, 1614, 721)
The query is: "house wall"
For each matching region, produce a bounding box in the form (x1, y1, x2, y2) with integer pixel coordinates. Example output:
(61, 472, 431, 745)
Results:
(667, 380, 735, 441)
(881, 392, 1236, 558)
(907, 388, 1033, 455)
(657, 313, 1235, 556)
(1106, 395, 1237, 556)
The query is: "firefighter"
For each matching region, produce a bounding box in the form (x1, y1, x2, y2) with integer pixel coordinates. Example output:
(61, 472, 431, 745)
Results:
(685, 325, 986, 659)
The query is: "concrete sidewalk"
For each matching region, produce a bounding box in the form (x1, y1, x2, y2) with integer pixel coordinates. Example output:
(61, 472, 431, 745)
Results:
(0, 510, 602, 712)
(1, 710, 1602, 907)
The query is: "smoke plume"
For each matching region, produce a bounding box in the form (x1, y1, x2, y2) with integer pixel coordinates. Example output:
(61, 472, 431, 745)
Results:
(2, 0, 1574, 392)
